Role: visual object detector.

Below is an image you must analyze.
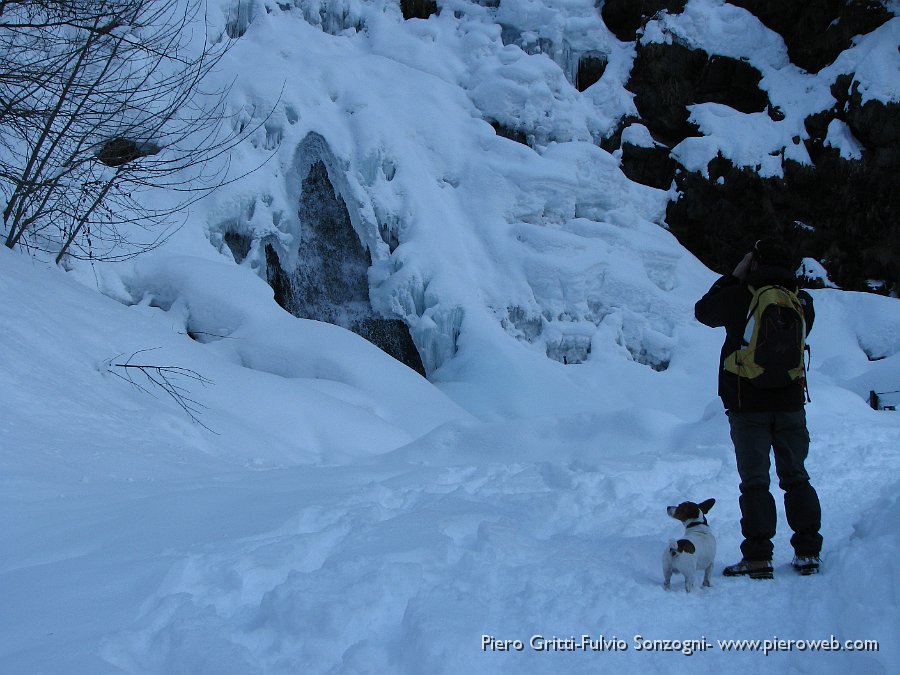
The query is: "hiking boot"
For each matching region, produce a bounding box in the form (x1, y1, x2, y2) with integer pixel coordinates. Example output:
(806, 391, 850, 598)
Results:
(723, 559, 773, 579)
(791, 555, 821, 576)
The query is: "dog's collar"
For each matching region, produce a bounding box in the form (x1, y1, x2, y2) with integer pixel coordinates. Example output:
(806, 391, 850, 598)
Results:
(686, 517, 708, 528)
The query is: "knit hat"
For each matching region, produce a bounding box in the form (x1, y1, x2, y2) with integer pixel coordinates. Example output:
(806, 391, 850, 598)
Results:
(753, 238, 795, 270)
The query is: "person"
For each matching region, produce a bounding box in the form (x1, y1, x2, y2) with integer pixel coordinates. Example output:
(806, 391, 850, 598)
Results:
(694, 238, 822, 578)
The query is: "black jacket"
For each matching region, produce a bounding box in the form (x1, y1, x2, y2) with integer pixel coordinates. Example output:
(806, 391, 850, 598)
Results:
(694, 265, 815, 412)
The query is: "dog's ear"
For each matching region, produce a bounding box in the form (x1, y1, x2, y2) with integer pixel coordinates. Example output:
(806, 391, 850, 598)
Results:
(699, 498, 715, 513)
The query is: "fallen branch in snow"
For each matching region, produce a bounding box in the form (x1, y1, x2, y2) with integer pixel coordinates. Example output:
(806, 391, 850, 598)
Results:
(105, 348, 216, 432)
(177, 330, 238, 342)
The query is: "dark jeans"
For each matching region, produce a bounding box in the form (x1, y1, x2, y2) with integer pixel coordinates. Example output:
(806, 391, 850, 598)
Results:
(728, 410, 823, 561)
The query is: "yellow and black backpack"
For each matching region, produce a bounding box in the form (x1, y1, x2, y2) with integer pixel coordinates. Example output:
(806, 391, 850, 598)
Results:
(724, 284, 808, 389)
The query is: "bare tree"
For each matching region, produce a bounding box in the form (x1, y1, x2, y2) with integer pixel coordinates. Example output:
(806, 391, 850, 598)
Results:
(0, 0, 251, 263)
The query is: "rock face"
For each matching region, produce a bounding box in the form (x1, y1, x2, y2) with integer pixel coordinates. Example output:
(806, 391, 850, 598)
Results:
(627, 43, 769, 147)
(601, 0, 688, 42)
(96, 137, 160, 167)
(221, 154, 426, 375)
(603, 1, 899, 294)
(620, 142, 681, 190)
(400, 0, 438, 20)
(274, 159, 426, 374)
(575, 53, 607, 92)
(666, 140, 900, 292)
(831, 75, 900, 170)
(290, 160, 373, 326)
(725, 0, 892, 73)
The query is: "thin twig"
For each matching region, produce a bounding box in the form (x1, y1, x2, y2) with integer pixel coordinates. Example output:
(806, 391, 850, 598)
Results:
(106, 348, 217, 433)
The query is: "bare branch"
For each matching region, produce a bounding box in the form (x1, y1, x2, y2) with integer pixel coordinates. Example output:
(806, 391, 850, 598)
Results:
(105, 348, 217, 432)
(0, 0, 270, 262)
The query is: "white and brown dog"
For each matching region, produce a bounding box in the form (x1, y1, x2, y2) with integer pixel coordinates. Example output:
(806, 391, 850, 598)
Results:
(663, 498, 716, 592)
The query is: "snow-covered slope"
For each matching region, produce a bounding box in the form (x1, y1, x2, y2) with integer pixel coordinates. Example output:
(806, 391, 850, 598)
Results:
(133, 0, 899, 415)
(2, 0, 900, 672)
(3, 241, 900, 673)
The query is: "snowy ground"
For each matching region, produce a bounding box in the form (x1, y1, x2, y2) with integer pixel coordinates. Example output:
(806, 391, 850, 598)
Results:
(2, 241, 899, 673)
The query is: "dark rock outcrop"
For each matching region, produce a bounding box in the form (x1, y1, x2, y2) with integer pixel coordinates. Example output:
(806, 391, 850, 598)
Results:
(224, 231, 252, 264)
(600, 0, 688, 42)
(830, 74, 900, 169)
(488, 119, 529, 146)
(616, 0, 899, 293)
(96, 137, 160, 167)
(627, 43, 705, 146)
(667, 158, 796, 279)
(400, 0, 438, 20)
(266, 159, 426, 374)
(667, 147, 900, 292)
(627, 42, 769, 147)
(620, 142, 680, 189)
(698, 55, 770, 113)
(725, 0, 892, 73)
(575, 52, 608, 92)
(265, 242, 294, 311)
